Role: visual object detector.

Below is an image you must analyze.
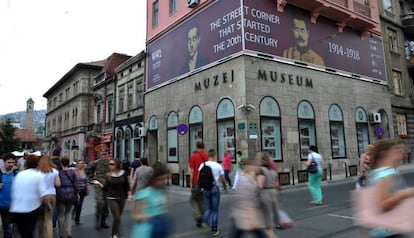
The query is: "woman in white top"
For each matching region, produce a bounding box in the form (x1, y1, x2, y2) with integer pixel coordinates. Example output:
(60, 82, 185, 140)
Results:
(37, 156, 61, 238)
(305, 145, 324, 205)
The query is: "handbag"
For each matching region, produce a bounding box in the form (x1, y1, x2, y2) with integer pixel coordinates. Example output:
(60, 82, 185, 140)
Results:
(351, 186, 414, 234)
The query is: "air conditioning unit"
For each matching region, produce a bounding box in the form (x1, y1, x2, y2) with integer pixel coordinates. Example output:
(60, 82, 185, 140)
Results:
(138, 127, 147, 137)
(369, 113, 381, 124)
(187, 0, 199, 8)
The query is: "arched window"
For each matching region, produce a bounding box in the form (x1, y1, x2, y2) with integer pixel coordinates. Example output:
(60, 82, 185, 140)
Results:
(189, 106, 203, 154)
(124, 127, 132, 162)
(216, 98, 235, 162)
(355, 107, 369, 156)
(167, 112, 178, 162)
(298, 100, 316, 160)
(260, 97, 282, 161)
(379, 109, 390, 139)
(329, 104, 346, 158)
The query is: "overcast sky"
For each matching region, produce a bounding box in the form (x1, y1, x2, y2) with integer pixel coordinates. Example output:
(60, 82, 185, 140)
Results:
(0, 0, 147, 115)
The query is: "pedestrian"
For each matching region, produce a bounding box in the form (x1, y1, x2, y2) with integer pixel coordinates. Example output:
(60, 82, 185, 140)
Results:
(10, 154, 50, 238)
(256, 151, 279, 237)
(199, 149, 227, 236)
(129, 157, 153, 197)
(306, 145, 324, 205)
(73, 159, 89, 225)
(131, 164, 171, 238)
(231, 157, 267, 238)
(56, 157, 78, 238)
(0, 153, 18, 238)
(17, 152, 29, 171)
(188, 141, 207, 227)
(85, 153, 111, 230)
(232, 150, 244, 190)
(357, 144, 374, 188)
(129, 152, 142, 179)
(37, 156, 61, 238)
(51, 147, 62, 230)
(222, 150, 233, 188)
(367, 139, 414, 238)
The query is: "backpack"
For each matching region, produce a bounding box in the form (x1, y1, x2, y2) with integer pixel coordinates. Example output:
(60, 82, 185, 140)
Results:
(198, 160, 215, 190)
(57, 170, 77, 202)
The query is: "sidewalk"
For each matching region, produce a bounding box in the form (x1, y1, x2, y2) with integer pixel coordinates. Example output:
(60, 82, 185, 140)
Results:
(166, 163, 414, 194)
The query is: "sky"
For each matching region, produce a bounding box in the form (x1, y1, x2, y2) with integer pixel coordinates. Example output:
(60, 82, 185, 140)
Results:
(0, 0, 147, 115)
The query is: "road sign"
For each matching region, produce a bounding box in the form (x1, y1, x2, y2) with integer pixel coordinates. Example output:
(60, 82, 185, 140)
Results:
(177, 124, 189, 136)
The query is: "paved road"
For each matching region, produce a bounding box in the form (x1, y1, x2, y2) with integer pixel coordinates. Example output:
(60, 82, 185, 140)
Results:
(62, 171, 414, 238)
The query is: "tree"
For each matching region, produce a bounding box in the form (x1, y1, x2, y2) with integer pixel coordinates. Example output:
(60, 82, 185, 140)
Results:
(0, 118, 21, 155)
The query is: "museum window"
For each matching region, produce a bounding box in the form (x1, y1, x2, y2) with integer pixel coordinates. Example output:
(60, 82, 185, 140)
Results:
(298, 100, 317, 160)
(216, 98, 235, 162)
(124, 127, 132, 162)
(387, 29, 398, 53)
(355, 107, 370, 156)
(167, 111, 178, 162)
(397, 114, 407, 135)
(169, 0, 177, 14)
(189, 106, 203, 155)
(329, 104, 346, 158)
(153, 1, 159, 28)
(260, 97, 282, 161)
(392, 70, 403, 95)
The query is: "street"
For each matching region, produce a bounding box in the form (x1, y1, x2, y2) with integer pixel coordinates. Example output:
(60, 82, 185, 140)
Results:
(66, 171, 414, 238)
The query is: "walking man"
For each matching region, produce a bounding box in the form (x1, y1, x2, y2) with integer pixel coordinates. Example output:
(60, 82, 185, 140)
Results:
(189, 141, 208, 227)
(86, 153, 110, 230)
(0, 153, 18, 238)
(199, 149, 227, 235)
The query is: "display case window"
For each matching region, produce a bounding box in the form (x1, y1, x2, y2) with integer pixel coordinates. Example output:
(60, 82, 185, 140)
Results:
(329, 104, 346, 158)
(260, 97, 282, 161)
(298, 100, 316, 160)
(217, 98, 235, 162)
(355, 107, 369, 156)
(167, 112, 178, 162)
(189, 106, 203, 155)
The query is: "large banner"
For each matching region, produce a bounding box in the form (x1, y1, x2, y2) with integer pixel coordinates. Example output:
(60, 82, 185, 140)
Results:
(146, 0, 386, 90)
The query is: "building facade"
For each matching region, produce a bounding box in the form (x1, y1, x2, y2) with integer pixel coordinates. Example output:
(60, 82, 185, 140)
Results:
(379, 0, 414, 159)
(144, 0, 392, 176)
(43, 62, 105, 161)
(114, 51, 146, 163)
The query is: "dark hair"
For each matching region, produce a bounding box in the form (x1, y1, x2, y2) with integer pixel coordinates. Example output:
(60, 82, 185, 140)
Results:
(110, 159, 121, 170)
(147, 164, 169, 187)
(196, 141, 205, 149)
(188, 22, 201, 36)
(236, 150, 242, 156)
(52, 148, 61, 157)
(25, 155, 39, 169)
(61, 157, 70, 167)
(2, 153, 16, 161)
(309, 145, 318, 153)
(141, 157, 149, 166)
(208, 149, 216, 158)
(372, 139, 400, 168)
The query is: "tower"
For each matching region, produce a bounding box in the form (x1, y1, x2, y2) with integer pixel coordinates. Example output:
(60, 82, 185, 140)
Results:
(26, 98, 34, 130)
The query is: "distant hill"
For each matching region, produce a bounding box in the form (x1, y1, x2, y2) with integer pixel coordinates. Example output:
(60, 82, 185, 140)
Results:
(0, 110, 46, 134)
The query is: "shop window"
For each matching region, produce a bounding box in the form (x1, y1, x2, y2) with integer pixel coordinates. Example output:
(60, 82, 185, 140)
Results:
(392, 70, 403, 95)
(397, 114, 407, 135)
(260, 97, 282, 161)
(355, 107, 370, 156)
(189, 106, 203, 155)
(167, 112, 178, 162)
(217, 98, 235, 162)
(329, 104, 346, 158)
(298, 100, 317, 160)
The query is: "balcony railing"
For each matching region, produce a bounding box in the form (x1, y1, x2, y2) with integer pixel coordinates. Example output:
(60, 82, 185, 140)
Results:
(402, 12, 414, 29)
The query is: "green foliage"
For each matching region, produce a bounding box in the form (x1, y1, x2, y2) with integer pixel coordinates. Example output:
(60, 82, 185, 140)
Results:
(0, 118, 21, 155)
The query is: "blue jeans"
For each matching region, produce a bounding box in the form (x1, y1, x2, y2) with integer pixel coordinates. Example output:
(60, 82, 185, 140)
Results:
(224, 170, 232, 187)
(0, 207, 14, 238)
(202, 185, 220, 231)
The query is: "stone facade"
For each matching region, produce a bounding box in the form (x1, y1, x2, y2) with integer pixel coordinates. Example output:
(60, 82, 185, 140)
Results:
(145, 55, 392, 174)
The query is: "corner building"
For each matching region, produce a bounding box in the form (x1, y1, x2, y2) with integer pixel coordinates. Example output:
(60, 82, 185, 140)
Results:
(145, 0, 392, 176)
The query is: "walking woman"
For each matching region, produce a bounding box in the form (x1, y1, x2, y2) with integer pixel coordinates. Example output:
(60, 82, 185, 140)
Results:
(131, 164, 171, 238)
(56, 157, 78, 238)
(306, 145, 324, 205)
(92, 159, 129, 238)
(37, 156, 61, 238)
(73, 159, 89, 225)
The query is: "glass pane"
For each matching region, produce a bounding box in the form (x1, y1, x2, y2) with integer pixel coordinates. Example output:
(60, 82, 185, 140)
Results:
(217, 120, 235, 162)
(329, 104, 343, 121)
(355, 107, 368, 123)
(189, 106, 203, 124)
(331, 122, 346, 158)
(356, 123, 369, 156)
(189, 125, 203, 154)
(261, 119, 282, 161)
(217, 99, 235, 119)
(260, 97, 280, 117)
(299, 121, 316, 159)
(167, 129, 178, 162)
(298, 101, 314, 119)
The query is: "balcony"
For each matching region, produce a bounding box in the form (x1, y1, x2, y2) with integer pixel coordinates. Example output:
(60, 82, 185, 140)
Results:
(277, 0, 378, 36)
(402, 13, 414, 35)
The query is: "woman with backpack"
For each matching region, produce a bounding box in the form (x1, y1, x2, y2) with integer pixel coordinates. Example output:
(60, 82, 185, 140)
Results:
(305, 145, 324, 205)
(56, 157, 79, 238)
